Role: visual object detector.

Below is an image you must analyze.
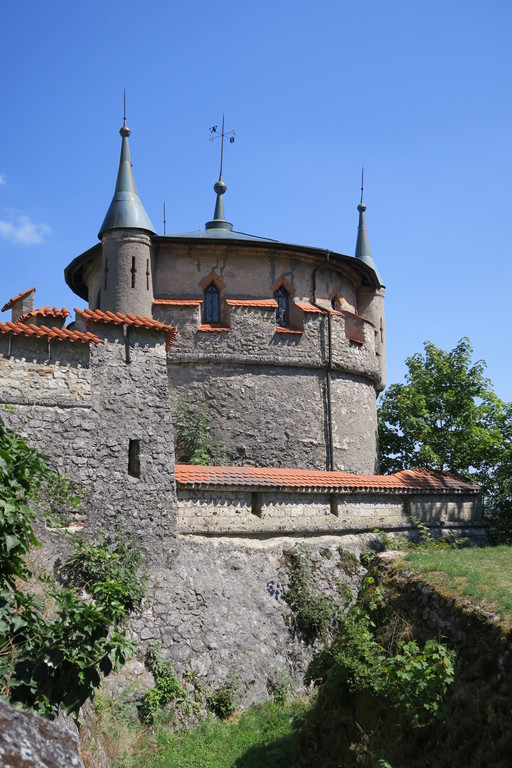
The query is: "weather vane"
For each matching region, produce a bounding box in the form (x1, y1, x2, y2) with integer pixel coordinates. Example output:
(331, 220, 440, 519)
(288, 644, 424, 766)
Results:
(360, 166, 364, 204)
(209, 114, 236, 181)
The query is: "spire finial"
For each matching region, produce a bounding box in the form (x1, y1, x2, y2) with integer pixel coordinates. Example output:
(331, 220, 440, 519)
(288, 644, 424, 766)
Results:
(163, 202, 167, 236)
(358, 166, 366, 212)
(120, 88, 131, 138)
(354, 170, 383, 285)
(206, 115, 236, 231)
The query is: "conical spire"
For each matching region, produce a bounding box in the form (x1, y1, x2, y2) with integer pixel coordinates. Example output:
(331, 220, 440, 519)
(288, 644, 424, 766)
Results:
(98, 97, 155, 239)
(206, 114, 233, 231)
(354, 169, 382, 285)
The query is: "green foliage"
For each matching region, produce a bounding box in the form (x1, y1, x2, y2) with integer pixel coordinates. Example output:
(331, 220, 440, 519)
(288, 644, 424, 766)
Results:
(138, 646, 198, 725)
(377, 338, 512, 542)
(0, 422, 135, 718)
(306, 586, 455, 729)
(63, 527, 146, 614)
(283, 544, 340, 640)
(207, 671, 240, 720)
(268, 666, 293, 705)
(173, 398, 226, 466)
(337, 547, 359, 575)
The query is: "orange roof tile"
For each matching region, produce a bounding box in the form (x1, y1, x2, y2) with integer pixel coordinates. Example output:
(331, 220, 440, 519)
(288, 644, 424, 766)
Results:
(197, 324, 230, 332)
(154, 299, 203, 306)
(275, 327, 303, 335)
(75, 307, 176, 333)
(0, 320, 101, 344)
(18, 306, 70, 322)
(296, 303, 326, 314)
(1, 287, 36, 312)
(226, 299, 278, 309)
(165, 328, 179, 352)
(175, 465, 480, 494)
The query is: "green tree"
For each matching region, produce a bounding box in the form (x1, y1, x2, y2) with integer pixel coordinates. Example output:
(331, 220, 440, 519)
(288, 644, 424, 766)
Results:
(377, 338, 512, 541)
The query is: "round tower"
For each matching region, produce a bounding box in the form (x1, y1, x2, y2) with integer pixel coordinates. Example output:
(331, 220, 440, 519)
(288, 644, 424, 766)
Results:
(98, 109, 156, 317)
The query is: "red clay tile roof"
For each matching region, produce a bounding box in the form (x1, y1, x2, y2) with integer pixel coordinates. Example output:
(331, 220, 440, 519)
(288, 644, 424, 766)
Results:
(75, 307, 176, 333)
(197, 324, 230, 332)
(1, 287, 36, 312)
(175, 465, 480, 494)
(165, 328, 179, 352)
(226, 299, 278, 309)
(18, 306, 70, 322)
(0, 320, 101, 344)
(275, 327, 303, 335)
(154, 299, 203, 306)
(296, 303, 326, 314)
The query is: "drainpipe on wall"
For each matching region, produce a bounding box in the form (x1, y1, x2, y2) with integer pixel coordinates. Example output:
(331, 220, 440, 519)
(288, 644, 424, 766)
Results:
(311, 252, 334, 471)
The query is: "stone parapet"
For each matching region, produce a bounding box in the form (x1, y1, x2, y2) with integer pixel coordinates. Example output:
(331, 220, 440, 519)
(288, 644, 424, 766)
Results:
(177, 487, 483, 536)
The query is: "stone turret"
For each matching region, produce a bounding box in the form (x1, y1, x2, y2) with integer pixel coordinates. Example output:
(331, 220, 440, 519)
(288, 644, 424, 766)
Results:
(98, 112, 156, 316)
(354, 180, 386, 391)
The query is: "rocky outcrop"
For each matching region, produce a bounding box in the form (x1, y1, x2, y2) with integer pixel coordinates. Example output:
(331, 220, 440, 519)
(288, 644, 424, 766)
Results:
(0, 701, 84, 767)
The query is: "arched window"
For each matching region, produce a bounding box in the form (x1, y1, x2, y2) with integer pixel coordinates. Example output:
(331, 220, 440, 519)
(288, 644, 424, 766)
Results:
(204, 282, 220, 324)
(274, 285, 289, 327)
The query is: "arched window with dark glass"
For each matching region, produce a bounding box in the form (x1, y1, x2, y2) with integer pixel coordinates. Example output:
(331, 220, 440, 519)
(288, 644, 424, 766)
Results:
(204, 282, 220, 324)
(274, 285, 289, 327)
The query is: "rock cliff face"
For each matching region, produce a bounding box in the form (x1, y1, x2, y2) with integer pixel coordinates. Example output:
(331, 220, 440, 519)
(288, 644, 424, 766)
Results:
(0, 701, 84, 767)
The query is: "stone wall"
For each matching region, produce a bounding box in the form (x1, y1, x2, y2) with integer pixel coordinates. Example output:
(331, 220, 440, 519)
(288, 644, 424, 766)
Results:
(128, 535, 367, 706)
(177, 488, 484, 536)
(160, 304, 379, 473)
(0, 327, 177, 563)
(0, 335, 91, 404)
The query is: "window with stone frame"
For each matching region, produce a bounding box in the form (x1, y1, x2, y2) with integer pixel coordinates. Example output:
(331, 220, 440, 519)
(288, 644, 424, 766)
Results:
(203, 282, 221, 324)
(274, 285, 289, 327)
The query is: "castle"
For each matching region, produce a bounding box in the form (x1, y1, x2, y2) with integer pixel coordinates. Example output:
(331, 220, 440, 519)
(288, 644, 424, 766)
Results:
(0, 115, 483, 699)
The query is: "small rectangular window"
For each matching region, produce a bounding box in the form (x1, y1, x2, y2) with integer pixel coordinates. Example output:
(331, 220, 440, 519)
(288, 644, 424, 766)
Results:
(330, 494, 338, 516)
(251, 492, 262, 517)
(128, 439, 141, 478)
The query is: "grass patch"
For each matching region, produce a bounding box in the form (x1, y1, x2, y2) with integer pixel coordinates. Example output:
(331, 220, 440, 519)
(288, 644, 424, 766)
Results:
(84, 697, 307, 768)
(402, 545, 512, 627)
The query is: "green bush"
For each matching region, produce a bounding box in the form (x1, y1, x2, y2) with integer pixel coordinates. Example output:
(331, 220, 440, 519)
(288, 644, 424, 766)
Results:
(63, 527, 146, 614)
(207, 671, 240, 719)
(284, 544, 339, 639)
(173, 398, 226, 466)
(138, 646, 198, 725)
(306, 583, 455, 729)
(0, 422, 136, 718)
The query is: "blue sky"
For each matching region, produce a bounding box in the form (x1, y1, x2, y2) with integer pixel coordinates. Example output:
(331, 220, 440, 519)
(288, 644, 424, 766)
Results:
(1, 0, 511, 401)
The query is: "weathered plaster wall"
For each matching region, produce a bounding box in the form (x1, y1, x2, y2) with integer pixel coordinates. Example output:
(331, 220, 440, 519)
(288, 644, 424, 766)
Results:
(153, 241, 360, 311)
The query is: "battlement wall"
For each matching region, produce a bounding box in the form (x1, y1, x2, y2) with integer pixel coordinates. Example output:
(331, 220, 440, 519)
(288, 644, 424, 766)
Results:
(155, 302, 379, 380)
(0, 335, 91, 405)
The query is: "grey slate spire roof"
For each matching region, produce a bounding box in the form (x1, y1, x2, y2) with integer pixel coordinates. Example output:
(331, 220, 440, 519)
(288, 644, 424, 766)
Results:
(98, 115, 156, 239)
(354, 176, 383, 286)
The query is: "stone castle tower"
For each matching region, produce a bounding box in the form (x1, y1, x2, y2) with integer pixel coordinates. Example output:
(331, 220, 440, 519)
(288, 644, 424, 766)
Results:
(66, 115, 387, 476)
(0, 114, 483, 702)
